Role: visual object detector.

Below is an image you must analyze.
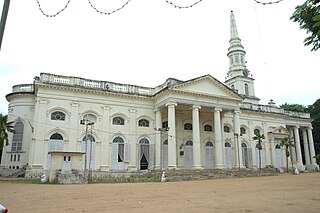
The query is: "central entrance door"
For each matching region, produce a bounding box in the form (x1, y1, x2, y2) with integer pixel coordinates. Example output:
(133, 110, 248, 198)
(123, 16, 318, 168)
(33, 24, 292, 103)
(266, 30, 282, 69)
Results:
(184, 140, 193, 169)
(205, 141, 214, 169)
(225, 142, 233, 169)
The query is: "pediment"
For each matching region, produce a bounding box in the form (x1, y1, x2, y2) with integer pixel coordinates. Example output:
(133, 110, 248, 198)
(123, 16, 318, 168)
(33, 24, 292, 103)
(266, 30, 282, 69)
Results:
(171, 75, 241, 101)
(269, 126, 290, 136)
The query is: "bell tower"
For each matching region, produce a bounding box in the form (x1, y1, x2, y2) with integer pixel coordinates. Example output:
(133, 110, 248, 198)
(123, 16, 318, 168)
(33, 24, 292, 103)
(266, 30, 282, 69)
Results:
(225, 11, 260, 104)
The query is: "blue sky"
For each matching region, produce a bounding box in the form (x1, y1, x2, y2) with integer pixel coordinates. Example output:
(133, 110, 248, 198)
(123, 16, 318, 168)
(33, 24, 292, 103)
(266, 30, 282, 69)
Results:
(0, 0, 319, 114)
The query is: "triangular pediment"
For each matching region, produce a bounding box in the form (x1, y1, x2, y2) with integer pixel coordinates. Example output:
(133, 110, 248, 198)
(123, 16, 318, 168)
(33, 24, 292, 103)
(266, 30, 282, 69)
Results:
(171, 75, 242, 101)
(270, 126, 289, 134)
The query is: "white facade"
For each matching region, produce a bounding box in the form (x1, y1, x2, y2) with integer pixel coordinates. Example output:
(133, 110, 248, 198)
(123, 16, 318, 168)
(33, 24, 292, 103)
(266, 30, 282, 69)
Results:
(1, 12, 318, 175)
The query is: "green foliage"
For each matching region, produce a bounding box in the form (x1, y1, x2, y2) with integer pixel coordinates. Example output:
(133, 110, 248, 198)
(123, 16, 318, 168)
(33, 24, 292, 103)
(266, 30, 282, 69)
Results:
(280, 103, 309, 113)
(252, 132, 265, 150)
(314, 153, 320, 164)
(291, 0, 320, 51)
(0, 113, 14, 148)
(253, 132, 265, 171)
(279, 137, 295, 173)
(309, 99, 320, 153)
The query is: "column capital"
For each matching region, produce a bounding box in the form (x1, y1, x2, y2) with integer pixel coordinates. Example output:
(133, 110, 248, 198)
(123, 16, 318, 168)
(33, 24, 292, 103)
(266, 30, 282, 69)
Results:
(214, 108, 222, 112)
(308, 126, 313, 130)
(192, 105, 201, 110)
(154, 107, 162, 113)
(166, 102, 177, 107)
(294, 125, 300, 129)
(234, 110, 241, 115)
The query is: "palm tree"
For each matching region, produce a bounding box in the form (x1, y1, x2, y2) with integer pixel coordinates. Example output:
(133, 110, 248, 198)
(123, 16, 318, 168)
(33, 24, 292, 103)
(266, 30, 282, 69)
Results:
(279, 137, 295, 173)
(0, 113, 14, 148)
(0, 113, 14, 164)
(253, 132, 265, 172)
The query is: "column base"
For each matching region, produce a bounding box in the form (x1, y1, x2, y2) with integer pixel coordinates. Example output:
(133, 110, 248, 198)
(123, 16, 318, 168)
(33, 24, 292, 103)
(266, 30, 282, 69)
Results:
(306, 164, 319, 171)
(193, 165, 203, 169)
(215, 164, 225, 169)
(296, 161, 305, 171)
(167, 165, 178, 170)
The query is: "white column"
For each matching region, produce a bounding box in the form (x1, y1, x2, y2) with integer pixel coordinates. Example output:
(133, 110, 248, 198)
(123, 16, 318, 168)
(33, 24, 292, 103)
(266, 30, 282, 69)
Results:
(302, 128, 311, 166)
(234, 110, 244, 168)
(289, 128, 297, 163)
(214, 108, 224, 169)
(101, 106, 110, 171)
(128, 108, 137, 170)
(69, 102, 79, 151)
(294, 126, 303, 167)
(155, 108, 162, 170)
(308, 127, 317, 166)
(166, 102, 177, 169)
(192, 105, 202, 169)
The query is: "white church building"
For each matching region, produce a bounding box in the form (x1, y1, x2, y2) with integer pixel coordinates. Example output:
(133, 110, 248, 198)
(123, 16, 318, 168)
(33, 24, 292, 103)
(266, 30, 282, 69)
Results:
(1, 12, 318, 177)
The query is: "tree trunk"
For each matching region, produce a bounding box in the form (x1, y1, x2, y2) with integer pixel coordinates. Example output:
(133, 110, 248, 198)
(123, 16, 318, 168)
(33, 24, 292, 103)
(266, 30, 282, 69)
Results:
(286, 147, 289, 173)
(259, 149, 261, 172)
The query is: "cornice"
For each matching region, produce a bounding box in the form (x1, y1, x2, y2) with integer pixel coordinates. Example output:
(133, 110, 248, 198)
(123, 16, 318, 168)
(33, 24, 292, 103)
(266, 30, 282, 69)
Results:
(36, 83, 152, 100)
(6, 92, 35, 102)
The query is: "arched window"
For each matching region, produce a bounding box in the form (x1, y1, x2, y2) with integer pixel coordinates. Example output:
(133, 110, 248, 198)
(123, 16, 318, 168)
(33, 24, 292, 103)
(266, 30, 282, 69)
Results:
(83, 134, 95, 142)
(83, 114, 97, 124)
(11, 122, 24, 151)
(113, 137, 124, 144)
(113, 137, 124, 163)
(225, 142, 231, 147)
(230, 56, 234, 64)
(49, 133, 64, 152)
(113, 116, 125, 125)
(162, 121, 168, 129)
(184, 123, 192, 130)
(163, 140, 168, 145)
(240, 127, 246, 135)
(139, 138, 149, 144)
(50, 133, 63, 140)
(204, 124, 212, 132)
(235, 54, 239, 63)
(275, 144, 281, 149)
(186, 140, 193, 146)
(51, 111, 65, 121)
(205, 141, 213, 146)
(224, 125, 230, 133)
(138, 119, 149, 127)
(254, 129, 260, 136)
(245, 83, 249, 96)
(139, 138, 150, 170)
(241, 143, 247, 148)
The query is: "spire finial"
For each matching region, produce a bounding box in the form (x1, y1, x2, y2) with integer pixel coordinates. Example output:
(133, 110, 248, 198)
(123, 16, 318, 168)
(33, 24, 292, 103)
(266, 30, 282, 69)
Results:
(230, 11, 239, 39)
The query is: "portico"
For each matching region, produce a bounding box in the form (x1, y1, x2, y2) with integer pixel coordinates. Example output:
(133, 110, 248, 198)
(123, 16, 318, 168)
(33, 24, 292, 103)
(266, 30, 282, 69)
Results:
(153, 75, 243, 170)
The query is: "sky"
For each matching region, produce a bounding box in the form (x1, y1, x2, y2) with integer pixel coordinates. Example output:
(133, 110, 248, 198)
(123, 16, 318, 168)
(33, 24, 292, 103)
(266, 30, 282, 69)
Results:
(0, 0, 319, 114)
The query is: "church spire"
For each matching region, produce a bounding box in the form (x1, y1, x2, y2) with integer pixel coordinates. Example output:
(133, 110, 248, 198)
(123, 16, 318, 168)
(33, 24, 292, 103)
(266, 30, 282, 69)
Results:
(226, 10, 246, 78)
(230, 10, 239, 39)
(225, 11, 260, 104)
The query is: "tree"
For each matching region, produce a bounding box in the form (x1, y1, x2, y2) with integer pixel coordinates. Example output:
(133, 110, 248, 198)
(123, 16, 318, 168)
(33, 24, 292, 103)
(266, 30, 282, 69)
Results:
(0, 113, 14, 148)
(253, 132, 265, 172)
(314, 153, 320, 165)
(280, 103, 308, 113)
(291, 0, 320, 51)
(308, 99, 320, 154)
(279, 137, 295, 173)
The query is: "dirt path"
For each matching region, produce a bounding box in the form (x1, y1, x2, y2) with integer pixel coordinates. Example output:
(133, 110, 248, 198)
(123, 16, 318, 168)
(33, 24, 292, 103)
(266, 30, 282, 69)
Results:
(1, 173, 320, 213)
